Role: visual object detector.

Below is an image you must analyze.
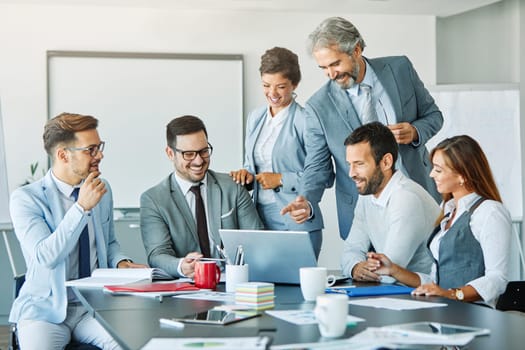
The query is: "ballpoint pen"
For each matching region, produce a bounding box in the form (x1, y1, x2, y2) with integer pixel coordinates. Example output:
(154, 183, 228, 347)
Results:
(216, 244, 232, 265)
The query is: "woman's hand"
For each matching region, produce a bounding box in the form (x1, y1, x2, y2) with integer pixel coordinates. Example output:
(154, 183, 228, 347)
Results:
(412, 282, 450, 298)
(229, 169, 254, 186)
(255, 172, 282, 190)
(367, 252, 395, 276)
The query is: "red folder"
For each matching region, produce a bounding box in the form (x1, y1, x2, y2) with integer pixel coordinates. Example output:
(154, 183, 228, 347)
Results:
(104, 281, 199, 293)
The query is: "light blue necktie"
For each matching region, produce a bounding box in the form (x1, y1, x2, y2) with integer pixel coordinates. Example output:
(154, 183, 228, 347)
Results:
(360, 84, 378, 124)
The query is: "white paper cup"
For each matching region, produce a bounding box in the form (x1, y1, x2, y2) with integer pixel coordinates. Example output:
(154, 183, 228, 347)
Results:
(299, 267, 336, 302)
(314, 293, 349, 338)
(225, 264, 249, 292)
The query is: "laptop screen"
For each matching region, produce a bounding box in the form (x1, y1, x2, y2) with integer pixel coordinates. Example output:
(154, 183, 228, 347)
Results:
(219, 229, 317, 284)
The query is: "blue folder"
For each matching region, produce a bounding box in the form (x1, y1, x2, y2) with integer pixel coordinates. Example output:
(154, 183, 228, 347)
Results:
(326, 285, 414, 297)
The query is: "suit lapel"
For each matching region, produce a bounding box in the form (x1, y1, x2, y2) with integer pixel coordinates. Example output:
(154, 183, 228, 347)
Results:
(370, 58, 403, 122)
(206, 172, 222, 248)
(328, 81, 362, 131)
(169, 175, 199, 242)
(42, 172, 66, 231)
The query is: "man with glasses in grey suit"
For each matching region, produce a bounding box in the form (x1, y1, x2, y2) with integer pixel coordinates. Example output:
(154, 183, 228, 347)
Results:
(140, 115, 263, 278)
(282, 17, 442, 240)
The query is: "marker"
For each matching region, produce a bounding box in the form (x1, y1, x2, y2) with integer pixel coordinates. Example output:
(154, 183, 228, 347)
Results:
(159, 318, 185, 329)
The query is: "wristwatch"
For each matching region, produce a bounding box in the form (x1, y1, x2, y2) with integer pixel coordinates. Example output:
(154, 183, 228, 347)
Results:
(455, 288, 465, 301)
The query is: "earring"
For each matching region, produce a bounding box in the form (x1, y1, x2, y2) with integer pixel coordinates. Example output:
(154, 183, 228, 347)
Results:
(459, 181, 464, 186)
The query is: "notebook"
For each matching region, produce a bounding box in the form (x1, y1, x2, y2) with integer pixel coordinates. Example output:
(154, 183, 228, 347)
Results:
(219, 229, 317, 284)
(326, 285, 414, 297)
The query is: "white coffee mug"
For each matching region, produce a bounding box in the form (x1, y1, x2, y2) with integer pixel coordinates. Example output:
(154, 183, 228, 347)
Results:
(314, 293, 349, 338)
(225, 264, 249, 293)
(299, 267, 336, 302)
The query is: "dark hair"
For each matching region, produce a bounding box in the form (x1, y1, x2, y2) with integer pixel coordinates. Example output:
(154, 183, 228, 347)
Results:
(259, 47, 301, 86)
(166, 115, 208, 148)
(307, 16, 366, 56)
(430, 135, 501, 203)
(344, 122, 398, 167)
(43, 112, 98, 156)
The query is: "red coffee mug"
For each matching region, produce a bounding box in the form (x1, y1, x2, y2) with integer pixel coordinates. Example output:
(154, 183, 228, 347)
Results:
(194, 261, 221, 290)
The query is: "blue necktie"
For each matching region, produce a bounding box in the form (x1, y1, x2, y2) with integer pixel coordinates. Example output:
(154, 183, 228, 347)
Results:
(71, 188, 91, 278)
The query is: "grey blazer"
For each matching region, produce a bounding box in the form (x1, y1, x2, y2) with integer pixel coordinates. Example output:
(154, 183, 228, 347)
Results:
(140, 170, 263, 277)
(301, 56, 443, 240)
(243, 100, 330, 232)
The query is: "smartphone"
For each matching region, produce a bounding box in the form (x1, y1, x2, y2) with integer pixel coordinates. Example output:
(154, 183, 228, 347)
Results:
(170, 309, 260, 325)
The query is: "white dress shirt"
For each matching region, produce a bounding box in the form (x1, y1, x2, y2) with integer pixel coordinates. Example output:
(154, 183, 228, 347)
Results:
(253, 104, 290, 205)
(417, 192, 512, 307)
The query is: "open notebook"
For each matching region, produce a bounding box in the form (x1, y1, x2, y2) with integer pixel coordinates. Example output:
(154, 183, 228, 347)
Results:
(65, 267, 173, 288)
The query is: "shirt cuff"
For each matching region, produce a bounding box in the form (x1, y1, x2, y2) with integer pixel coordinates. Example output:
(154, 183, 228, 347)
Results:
(177, 259, 186, 277)
(307, 201, 314, 220)
(74, 202, 91, 215)
(411, 125, 422, 147)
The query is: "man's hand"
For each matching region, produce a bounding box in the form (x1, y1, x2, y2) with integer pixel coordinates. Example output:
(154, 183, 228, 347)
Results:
(181, 252, 203, 278)
(280, 195, 311, 224)
(229, 169, 254, 186)
(351, 261, 381, 282)
(255, 172, 282, 190)
(77, 171, 107, 211)
(388, 122, 418, 144)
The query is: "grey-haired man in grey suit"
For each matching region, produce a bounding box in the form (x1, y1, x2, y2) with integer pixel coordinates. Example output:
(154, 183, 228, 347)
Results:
(140, 115, 263, 278)
(282, 17, 442, 241)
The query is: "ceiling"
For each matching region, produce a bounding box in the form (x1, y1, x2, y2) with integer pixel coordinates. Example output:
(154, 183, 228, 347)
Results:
(0, 0, 502, 17)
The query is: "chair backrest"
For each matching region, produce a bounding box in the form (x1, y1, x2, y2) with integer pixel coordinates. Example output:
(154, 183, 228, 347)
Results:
(496, 281, 525, 312)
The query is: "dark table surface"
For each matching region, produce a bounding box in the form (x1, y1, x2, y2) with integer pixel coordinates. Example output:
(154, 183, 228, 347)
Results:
(73, 283, 525, 350)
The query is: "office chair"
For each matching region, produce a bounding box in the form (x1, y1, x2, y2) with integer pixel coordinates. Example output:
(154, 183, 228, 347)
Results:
(3, 231, 100, 350)
(496, 281, 525, 313)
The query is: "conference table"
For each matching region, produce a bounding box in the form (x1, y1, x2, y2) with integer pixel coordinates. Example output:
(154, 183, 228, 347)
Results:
(72, 283, 525, 349)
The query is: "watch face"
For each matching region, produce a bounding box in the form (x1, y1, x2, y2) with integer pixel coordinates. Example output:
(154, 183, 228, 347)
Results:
(456, 289, 464, 300)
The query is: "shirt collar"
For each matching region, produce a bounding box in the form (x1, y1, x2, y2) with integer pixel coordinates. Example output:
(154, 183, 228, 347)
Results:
(370, 170, 403, 207)
(50, 170, 82, 200)
(346, 59, 377, 97)
(173, 172, 208, 195)
(265, 103, 291, 125)
(444, 192, 481, 216)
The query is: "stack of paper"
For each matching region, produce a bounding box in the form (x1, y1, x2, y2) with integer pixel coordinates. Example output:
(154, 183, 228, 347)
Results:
(65, 268, 173, 288)
(235, 282, 274, 310)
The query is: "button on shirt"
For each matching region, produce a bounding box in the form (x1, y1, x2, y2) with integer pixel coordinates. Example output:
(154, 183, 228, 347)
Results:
(253, 104, 290, 205)
(50, 172, 96, 301)
(417, 192, 512, 307)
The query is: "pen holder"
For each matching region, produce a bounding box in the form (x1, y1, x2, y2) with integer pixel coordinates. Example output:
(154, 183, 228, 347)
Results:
(225, 264, 249, 293)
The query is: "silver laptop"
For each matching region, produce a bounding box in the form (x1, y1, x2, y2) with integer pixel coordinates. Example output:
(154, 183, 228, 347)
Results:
(219, 229, 317, 284)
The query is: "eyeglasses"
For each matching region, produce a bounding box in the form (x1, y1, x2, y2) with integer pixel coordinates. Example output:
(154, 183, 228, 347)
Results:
(65, 141, 105, 157)
(174, 143, 213, 161)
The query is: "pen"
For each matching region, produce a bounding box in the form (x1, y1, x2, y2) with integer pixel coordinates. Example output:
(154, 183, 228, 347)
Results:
(238, 246, 244, 265)
(234, 245, 241, 265)
(216, 244, 232, 265)
(159, 318, 185, 328)
(187, 257, 226, 262)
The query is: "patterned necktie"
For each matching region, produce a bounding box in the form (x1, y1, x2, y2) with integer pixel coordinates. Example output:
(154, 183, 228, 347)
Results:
(189, 184, 211, 258)
(71, 188, 91, 278)
(360, 83, 378, 124)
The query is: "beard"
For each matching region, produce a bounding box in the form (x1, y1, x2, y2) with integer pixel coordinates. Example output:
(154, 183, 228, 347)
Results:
(333, 56, 360, 89)
(355, 166, 385, 196)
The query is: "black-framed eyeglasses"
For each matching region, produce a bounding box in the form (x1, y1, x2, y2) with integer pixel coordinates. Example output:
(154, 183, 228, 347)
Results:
(65, 141, 105, 157)
(174, 143, 213, 161)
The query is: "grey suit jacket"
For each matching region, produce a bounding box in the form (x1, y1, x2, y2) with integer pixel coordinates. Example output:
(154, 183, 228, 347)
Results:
(140, 170, 263, 277)
(302, 55, 443, 240)
(243, 101, 331, 232)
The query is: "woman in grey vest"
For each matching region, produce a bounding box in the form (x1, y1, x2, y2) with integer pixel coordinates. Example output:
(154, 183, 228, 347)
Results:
(366, 135, 511, 307)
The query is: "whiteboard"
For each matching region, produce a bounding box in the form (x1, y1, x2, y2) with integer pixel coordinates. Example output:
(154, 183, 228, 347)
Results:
(0, 99, 10, 224)
(48, 51, 244, 208)
(428, 85, 521, 219)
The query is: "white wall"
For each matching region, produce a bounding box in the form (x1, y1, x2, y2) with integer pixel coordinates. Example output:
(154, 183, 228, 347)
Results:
(0, 4, 436, 268)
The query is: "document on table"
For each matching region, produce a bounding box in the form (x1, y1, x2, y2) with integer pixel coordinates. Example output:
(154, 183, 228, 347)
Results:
(65, 268, 173, 288)
(271, 338, 389, 350)
(265, 310, 364, 325)
(350, 327, 474, 346)
(348, 297, 447, 310)
(174, 291, 235, 303)
(141, 336, 270, 350)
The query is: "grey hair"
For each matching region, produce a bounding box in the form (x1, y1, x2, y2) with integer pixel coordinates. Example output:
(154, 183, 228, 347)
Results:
(307, 17, 366, 56)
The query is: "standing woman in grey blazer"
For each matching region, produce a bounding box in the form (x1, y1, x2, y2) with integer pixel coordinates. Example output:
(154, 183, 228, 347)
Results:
(230, 47, 330, 259)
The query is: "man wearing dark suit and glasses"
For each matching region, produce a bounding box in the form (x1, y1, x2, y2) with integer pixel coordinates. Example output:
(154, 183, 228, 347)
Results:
(140, 115, 263, 278)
